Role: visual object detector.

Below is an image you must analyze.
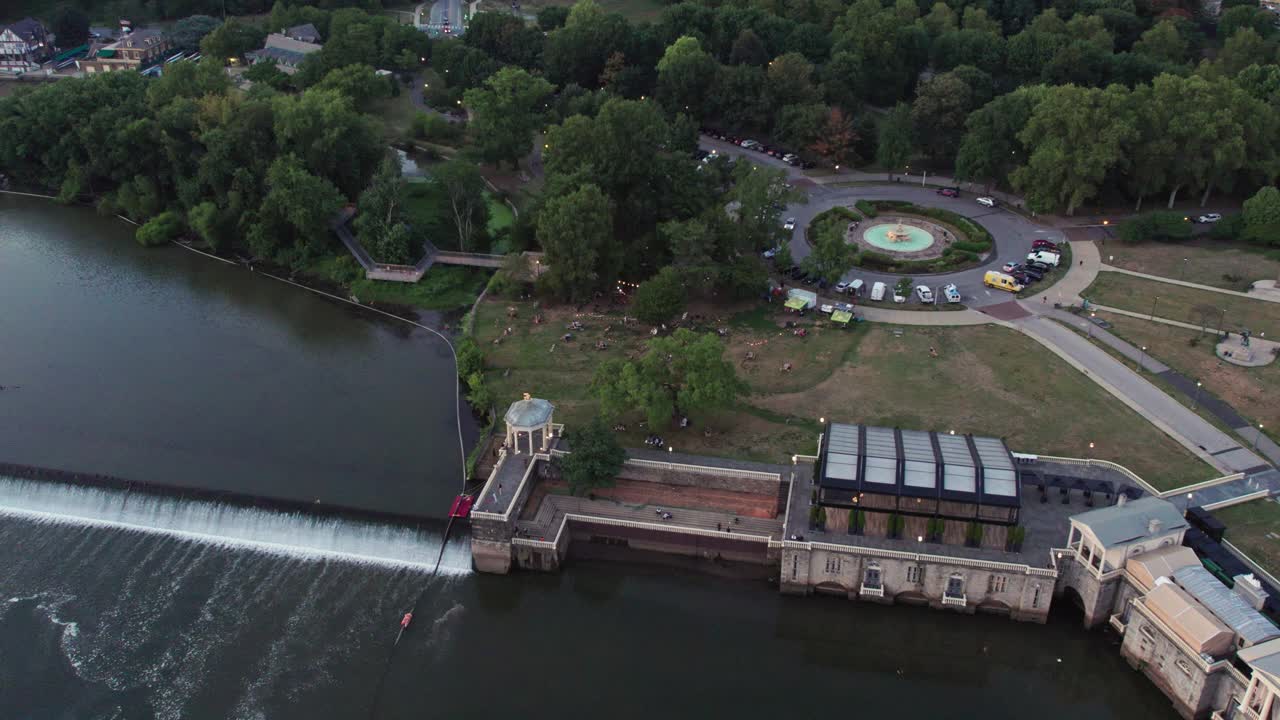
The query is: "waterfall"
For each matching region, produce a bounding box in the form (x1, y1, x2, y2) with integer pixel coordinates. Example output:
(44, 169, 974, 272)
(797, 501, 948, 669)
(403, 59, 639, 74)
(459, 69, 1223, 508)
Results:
(0, 475, 471, 574)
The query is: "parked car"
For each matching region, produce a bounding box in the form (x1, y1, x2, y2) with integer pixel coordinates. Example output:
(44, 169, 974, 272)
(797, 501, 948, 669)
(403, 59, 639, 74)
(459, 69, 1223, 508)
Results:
(1197, 213, 1222, 223)
(835, 280, 852, 294)
(915, 285, 935, 304)
(870, 281, 886, 301)
(1002, 261, 1021, 273)
(820, 303, 834, 314)
(741, 139, 760, 149)
(976, 196, 996, 208)
(1032, 238, 1060, 251)
(936, 187, 960, 198)
(762, 246, 781, 259)
(892, 286, 907, 303)
(983, 271, 1023, 293)
(783, 218, 796, 231)
(942, 283, 961, 304)
(1026, 250, 1060, 267)
(783, 154, 799, 166)
(1019, 266, 1044, 281)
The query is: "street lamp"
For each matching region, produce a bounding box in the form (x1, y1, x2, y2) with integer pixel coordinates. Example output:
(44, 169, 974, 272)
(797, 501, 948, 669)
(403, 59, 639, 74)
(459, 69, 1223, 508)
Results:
(1192, 381, 1203, 410)
(1185, 492, 1194, 515)
(1179, 257, 1190, 282)
(1136, 346, 1148, 372)
(1254, 424, 1266, 451)
(1087, 311, 1097, 338)
(1149, 295, 1160, 321)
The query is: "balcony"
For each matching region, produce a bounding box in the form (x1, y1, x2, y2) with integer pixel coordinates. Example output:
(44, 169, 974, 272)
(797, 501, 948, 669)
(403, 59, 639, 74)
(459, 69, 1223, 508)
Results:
(941, 593, 967, 608)
(860, 584, 884, 598)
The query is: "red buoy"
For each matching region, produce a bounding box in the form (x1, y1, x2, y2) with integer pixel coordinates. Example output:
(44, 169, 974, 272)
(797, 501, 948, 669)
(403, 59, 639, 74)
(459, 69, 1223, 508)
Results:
(401, 612, 413, 629)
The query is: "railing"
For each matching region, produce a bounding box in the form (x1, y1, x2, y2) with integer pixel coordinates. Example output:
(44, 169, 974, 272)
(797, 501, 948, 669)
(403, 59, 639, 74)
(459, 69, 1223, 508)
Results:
(941, 594, 967, 608)
(859, 584, 884, 598)
(470, 452, 546, 523)
(785, 539, 1059, 577)
(1169, 472, 1247, 497)
(512, 512, 775, 552)
(1109, 614, 1127, 634)
(625, 458, 782, 483)
(1024, 454, 1160, 497)
(1204, 489, 1271, 512)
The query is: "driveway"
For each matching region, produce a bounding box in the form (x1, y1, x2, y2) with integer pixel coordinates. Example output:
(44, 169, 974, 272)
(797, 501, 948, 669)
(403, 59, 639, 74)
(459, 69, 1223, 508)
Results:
(698, 135, 1063, 309)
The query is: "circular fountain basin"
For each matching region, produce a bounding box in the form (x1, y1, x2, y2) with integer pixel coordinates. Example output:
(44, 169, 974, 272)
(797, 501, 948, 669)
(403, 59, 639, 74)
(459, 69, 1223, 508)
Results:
(863, 223, 936, 253)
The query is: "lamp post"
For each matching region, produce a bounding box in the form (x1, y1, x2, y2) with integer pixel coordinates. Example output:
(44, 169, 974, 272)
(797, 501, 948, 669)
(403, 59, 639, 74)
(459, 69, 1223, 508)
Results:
(1149, 295, 1160, 321)
(1136, 345, 1148, 372)
(1185, 492, 1194, 515)
(1087, 311, 1097, 338)
(1191, 381, 1203, 410)
(1179, 258, 1190, 282)
(1254, 424, 1266, 451)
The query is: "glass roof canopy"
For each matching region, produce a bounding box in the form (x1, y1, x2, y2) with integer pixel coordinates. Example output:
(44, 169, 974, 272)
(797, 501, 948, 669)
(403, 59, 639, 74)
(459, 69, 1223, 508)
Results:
(818, 423, 1021, 512)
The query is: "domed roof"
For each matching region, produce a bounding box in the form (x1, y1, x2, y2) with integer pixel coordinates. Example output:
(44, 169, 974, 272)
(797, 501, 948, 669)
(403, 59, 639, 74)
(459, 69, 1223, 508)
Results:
(504, 396, 555, 428)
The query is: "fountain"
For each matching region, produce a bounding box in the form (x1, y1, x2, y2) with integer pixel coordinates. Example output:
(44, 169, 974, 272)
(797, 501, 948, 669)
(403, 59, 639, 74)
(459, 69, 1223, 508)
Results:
(885, 223, 913, 243)
(863, 220, 936, 253)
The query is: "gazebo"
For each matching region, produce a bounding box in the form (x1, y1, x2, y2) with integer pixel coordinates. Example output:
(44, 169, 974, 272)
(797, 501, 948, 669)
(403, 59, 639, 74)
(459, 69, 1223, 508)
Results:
(503, 394, 556, 454)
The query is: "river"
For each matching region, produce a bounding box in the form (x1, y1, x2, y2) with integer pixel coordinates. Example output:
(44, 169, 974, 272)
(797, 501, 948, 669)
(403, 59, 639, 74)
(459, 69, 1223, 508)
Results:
(0, 197, 1177, 719)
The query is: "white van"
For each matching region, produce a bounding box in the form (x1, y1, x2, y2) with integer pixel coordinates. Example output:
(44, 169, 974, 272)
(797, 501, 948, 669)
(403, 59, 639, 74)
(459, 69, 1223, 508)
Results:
(870, 281, 886, 301)
(1026, 250, 1060, 267)
(849, 279, 864, 297)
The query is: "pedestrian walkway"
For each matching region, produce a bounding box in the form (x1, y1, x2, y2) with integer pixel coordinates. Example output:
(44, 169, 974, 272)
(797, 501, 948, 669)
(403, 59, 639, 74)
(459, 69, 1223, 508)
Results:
(1101, 265, 1280, 304)
(1022, 238, 1101, 307)
(1044, 308, 1171, 373)
(1011, 314, 1265, 474)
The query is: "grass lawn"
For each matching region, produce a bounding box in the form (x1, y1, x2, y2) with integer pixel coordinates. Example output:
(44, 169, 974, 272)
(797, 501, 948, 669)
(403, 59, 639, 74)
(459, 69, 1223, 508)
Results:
(474, 297, 1215, 485)
(1214, 499, 1280, 579)
(1102, 240, 1280, 291)
(1084, 272, 1280, 338)
(486, 192, 514, 236)
(1093, 312, 1280, 441)
(351, 266, 490, 311)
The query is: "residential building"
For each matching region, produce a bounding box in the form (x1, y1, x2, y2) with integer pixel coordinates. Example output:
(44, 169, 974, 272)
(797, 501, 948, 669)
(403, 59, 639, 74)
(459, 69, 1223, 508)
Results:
(0, 18, 51, 72)
(245, 33, 321, 75)
(284, 23, 321, 44)
(79, 29, 173, 74)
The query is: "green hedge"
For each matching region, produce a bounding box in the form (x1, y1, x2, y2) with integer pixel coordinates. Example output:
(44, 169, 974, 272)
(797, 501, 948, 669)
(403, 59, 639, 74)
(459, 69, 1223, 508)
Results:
(951, 240, 990, 253)
(855, 200, 878, 217)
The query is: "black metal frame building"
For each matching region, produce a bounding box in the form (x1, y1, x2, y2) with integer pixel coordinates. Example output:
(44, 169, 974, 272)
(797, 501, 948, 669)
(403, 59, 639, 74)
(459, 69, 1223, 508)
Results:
(816, 423, 1020, 525)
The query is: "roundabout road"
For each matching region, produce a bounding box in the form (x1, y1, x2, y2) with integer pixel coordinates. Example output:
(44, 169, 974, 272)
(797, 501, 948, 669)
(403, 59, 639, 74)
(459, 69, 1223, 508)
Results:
(698, 135, 1065, 309)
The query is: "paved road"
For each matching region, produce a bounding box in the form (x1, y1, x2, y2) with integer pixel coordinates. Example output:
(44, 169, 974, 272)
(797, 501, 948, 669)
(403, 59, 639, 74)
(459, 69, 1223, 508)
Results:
(697, 135, 1062, 309)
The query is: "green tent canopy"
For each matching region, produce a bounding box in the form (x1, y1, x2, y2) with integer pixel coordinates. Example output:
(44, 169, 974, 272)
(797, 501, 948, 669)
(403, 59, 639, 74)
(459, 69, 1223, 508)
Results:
(784, 296, 808, 310)
(831, 309, 853, 324)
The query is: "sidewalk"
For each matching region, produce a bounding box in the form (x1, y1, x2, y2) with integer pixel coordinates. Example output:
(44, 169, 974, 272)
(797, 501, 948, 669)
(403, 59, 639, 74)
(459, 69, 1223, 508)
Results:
(1022, 238, 1101, 307)
(1012, 314, 1265, 474)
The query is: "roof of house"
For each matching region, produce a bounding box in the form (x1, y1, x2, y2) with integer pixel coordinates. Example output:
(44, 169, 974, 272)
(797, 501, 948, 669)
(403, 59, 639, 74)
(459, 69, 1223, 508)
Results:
(504, 397, 554, 428)
(1126, 545, 1200, 591)
(1239, 638, 1280, 687)
(3, 17, 46, 41)
(1071, 497, 1187, 548)
(286, 23, 321, 42)
(1174, 564, 1280, 647)
(262, 32, 321, 54)
(116, 29, 165, 48)
(1144, 581, 1235, 657)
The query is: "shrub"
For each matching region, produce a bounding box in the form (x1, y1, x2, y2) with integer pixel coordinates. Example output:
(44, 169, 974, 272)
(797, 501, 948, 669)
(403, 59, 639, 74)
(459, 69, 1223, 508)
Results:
(1210, 213, 1245, 242)
(410, 112, 465, 145)
(951, 240, 990, 253)
(1118, 211, 1192, 243)
(455, 336, 484, 378)
(134, 211, 184, 247)
(855, 200, 878, 217)
(634, 266, 687, 325)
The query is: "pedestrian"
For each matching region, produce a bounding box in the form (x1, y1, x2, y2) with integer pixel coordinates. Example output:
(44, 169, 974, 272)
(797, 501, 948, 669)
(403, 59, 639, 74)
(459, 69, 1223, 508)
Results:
(1042, 296, 1046, 303)
(1079, 259, 1083, 266)
(717, 522, 722, 531)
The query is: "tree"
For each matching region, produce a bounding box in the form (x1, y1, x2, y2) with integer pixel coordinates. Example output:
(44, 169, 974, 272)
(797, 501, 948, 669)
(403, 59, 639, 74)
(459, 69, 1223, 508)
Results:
(248, 154, 345, 266)
(809, 107, 859, 167)
(1243, 186, 1280, 246)
(591, 329, 744, 429)
(135, 211, 185, 247)
(244, 58, 292, 91)
(200, 20, 267, 63)
(729, 29, 769, 66)
(729, 161, 796, 254)
(712, 64, 766, 129)
(1133, 20, 1188, 65)
(50, 5, 90, 49)
(355, 154, 416, 264)
(1216, 29, 1272, 78)
(911, 68, 988, 163)
(955, 85, 1046, 191)
(656, 36, 718, 117)
(556, 417, 626, 496)
(1011, 84, 1136, 214)
(803, 217, 857, 283)
(315, 64, 390, 105)
(537, 6, 571, 31)
(543, 0, 633, 88)
(171, 15, 222, 52)
(435, 159, 490, 252)
(634, 266, 687, 325)
(765, 53, 821, 108)
(875, 102, 913, 180)
(537, 184, 616, 301)
(463, 67, 554, 168)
